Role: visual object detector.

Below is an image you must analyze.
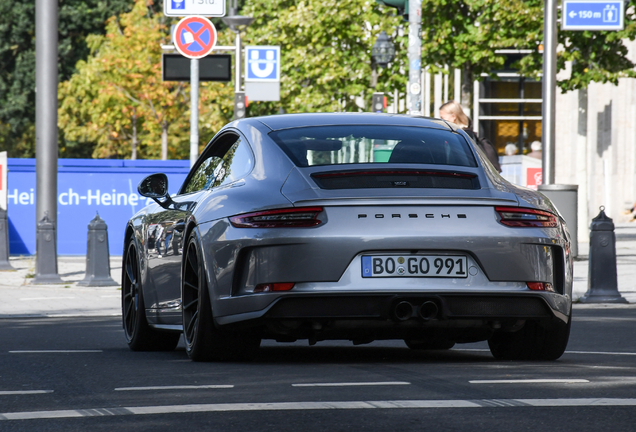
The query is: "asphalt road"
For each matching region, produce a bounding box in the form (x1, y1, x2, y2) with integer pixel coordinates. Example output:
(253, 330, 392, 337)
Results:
(1, 306, 635, 431)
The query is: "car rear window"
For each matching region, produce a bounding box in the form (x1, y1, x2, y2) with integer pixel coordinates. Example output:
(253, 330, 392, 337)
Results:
(268, 125, 477, 168)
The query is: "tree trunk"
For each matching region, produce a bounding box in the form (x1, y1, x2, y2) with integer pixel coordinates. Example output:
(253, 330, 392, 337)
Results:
(131, 108, 138, 160)
(161, 120, 168, 160)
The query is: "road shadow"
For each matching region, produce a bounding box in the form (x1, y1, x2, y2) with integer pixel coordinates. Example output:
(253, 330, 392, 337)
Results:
(251, 342, 494, 365)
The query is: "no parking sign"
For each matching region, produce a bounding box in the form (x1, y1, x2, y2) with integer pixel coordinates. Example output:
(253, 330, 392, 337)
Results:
(173, 16, 217, 59)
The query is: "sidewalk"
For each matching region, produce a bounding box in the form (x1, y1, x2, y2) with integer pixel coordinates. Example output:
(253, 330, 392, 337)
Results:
(572, 222, 636, 306)
(1, 225, 636, 318)
(0, 256, 122, 317)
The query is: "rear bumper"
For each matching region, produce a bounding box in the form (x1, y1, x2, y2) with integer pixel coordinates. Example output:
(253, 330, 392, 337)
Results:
(215, 291, 571, 327)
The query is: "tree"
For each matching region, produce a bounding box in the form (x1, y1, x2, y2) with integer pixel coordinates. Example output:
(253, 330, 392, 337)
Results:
(0, 0, 134, 158)
(241, 0, 408, 116)
(416, 0, 636, 100)
(59, 0, 235, 159)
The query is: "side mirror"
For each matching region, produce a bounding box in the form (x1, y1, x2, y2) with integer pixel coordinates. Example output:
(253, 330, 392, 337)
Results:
(138, 173, 169, 198)
(138, 173, 175, 209)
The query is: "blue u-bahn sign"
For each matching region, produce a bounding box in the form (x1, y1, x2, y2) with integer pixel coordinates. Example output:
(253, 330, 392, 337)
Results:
(245, 46, 281, 82)
(562, 1, 624, 30)
(6, 159, 190, 255)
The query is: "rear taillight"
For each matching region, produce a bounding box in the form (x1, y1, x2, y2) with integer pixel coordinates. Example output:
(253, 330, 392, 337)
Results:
(527, 282, 555, 292)
(495, 206, 558, 228)
(229, 207, 323, 228)
(254, 283, 295, 293)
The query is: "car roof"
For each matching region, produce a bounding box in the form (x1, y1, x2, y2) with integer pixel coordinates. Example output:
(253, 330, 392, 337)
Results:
(252, 112, 454, 131)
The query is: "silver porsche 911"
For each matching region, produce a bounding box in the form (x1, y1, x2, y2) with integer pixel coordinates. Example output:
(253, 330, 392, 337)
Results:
(122, 113, 573, 362)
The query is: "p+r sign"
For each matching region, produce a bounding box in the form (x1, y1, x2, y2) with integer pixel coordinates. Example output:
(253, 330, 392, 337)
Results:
(164, 0, 226, 17)
(562, 0, 624, 30)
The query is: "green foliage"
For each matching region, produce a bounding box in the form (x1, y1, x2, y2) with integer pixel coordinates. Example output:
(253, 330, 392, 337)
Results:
(419, 0, 636, 92)
(4, 0, 636, 160)
(242, 0, 408, 116)
(0, 0, 134, 157)
(58, 0, 234, 159)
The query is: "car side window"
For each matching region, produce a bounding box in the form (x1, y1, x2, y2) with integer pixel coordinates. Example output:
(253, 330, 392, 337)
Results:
(182, 154, 225, 194)
(212, 137, 254, 187)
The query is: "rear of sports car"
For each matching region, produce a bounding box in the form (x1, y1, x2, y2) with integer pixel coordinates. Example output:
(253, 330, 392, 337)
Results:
(213, 118, 573, 360)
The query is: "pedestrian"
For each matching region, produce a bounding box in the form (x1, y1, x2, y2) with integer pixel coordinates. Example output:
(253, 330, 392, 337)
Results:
(504, 143, 518, 156)
(527, 140, 542, 159)
(439, 100, 502, 172)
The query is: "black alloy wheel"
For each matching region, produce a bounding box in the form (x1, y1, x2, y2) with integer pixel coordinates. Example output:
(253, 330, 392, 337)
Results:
(182, 232, 261, 361)
(182, 234, 215, 361)
(122, 238, 180, 351)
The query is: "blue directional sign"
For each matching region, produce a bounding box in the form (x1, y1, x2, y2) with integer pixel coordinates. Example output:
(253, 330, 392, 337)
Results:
(562, 1, 624, 30)
(245, 46, 281, 82)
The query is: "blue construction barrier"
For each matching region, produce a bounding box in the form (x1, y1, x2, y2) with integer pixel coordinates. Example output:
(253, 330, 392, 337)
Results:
(7, 159, 190, 255)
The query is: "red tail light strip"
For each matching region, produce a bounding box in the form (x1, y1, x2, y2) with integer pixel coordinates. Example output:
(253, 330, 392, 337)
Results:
(230, 207, 324, 228)
(312, 170, 476, 179)
(495, 206, 558, 228)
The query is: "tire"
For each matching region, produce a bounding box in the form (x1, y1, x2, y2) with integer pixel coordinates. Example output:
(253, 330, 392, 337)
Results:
(122, 238, 180, 351)
(488, 317, 571, 361)
(404, 339, 455, 350)
(182, 233, 260, 362)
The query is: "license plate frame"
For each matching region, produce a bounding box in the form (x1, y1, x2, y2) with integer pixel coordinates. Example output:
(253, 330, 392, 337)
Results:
(361, 255, 468, 278)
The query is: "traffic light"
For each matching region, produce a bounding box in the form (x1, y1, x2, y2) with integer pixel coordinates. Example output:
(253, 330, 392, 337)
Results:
(234, 92, 247, 120)
(371, 92, 387, 113)
(376, 0, 409, 20)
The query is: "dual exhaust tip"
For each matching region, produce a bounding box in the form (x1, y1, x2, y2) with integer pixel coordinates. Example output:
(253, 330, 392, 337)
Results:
(393, 301, 438, 322)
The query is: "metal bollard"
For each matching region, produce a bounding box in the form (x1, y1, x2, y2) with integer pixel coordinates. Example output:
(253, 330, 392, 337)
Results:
(0, 208, 15, 270)
(77, 213, 118, 287)
(579, 206, 627, 303)
(31, 212, 63, 284)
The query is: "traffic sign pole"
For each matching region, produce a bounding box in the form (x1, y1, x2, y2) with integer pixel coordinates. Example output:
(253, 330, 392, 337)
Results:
(235, 31, 241, 93)
(190, 59, 199, 167)
(172, 16, 217, 167)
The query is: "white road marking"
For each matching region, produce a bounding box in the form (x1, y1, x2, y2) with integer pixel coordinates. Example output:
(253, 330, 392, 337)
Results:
(115, 385, 234, 391)
(2, 398, 636, 420)
(0, 390, 53, 396)
(457, 348, 636, 356)
(100, 295, 121, 298)
(566, 350, 636, 356)
(19, 297, 76, 301)
(9, 350, 103, 354)
(469, 379, 589, 384)
(292, 382, 410, 387)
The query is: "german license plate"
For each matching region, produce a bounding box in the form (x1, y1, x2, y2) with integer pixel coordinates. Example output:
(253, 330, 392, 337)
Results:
(362, 255, 468, 278)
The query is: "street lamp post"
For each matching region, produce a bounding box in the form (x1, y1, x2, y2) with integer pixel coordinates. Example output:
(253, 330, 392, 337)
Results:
(407, 0, 422, 115)
(222, 4, 253, 120)
(33, 0, 62, 284)
(542, 0, 557, 185)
